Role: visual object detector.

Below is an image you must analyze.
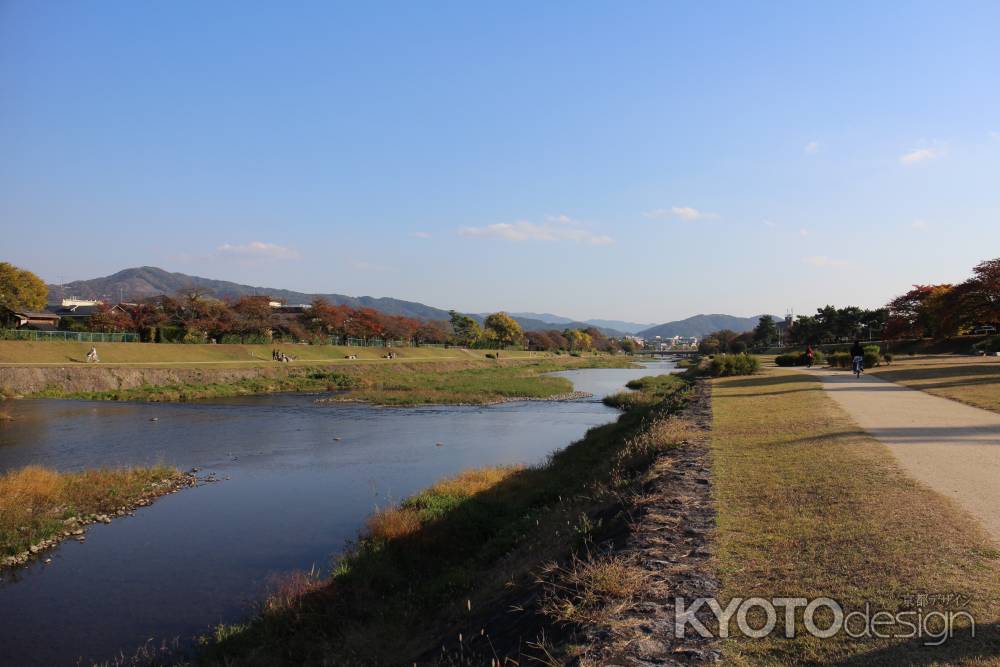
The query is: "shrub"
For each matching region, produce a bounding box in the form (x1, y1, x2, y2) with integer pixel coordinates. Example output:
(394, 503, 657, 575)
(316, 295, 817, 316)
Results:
(604, 374, 688, 411)
(730, 341, 747, 354)
(974, 337, 1000, 354)
(827, 351, 852, 368)
(709, 353, 760, 377)
(829, 349, 880, 369)
(883, 352, 894, 364)
(775, 353, 799, 367)
(775, 351, 826, 367)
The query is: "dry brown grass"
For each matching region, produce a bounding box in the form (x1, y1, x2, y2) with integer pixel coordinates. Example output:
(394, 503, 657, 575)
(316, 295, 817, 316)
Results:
(0, 463, 182, 559)
(711, 368, 1000, 665)
(540, 554, 648, 626)
(871, 354, 1000, 414)
(365, 506, 423, 541)
(424, 465, 523, 497)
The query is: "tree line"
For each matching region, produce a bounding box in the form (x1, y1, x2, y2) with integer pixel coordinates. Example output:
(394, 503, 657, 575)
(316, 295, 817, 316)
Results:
(698, 257, 1000, 351)
(0, 261, 627, 352)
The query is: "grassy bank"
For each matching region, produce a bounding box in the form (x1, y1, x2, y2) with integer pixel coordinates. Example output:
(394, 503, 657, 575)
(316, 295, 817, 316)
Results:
(711, 368, 1000, 664)
(870, 354, 1000, 414)
(199, 374, 691, 665)
(0, 464, 190, 567)
(0, 339, 544, 367)
(31, 357, 633, 404)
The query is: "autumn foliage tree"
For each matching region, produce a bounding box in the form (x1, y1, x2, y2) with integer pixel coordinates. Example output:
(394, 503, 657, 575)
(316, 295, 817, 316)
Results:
(483, 312, 523, 348)
(0, 262, 47, 311)
(885, 284, 955, 339)
(88, 304, 133, 333)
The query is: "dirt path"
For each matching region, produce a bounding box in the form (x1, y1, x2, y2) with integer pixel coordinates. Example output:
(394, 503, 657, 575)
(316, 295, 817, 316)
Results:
(804, 367, 1000, 543)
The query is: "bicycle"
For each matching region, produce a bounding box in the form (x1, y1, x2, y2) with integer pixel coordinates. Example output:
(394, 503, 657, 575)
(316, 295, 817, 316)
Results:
(852, 355, 863, 378)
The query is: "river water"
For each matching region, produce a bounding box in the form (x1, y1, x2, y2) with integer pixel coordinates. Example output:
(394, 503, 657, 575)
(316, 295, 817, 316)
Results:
(0, 361, 675, 666)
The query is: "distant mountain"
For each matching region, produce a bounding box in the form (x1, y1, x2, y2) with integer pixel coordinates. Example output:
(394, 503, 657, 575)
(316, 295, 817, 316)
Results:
(45, 266, 679, 337)
(507, 312, 575, 325)
(504, 313, 651, 334)
(472, 313, 626, 337)
(638, 314, 779, 339)
(47, 267, 454, 321)
(582, 319, 655, 334)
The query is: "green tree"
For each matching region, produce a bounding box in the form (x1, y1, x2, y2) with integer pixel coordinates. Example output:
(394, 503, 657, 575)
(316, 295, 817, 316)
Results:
(713, 329, 740, 352)
(698, 336, 721, 355)
(0, 262, 47, 311)
(753, 315, 778, 347)
(483, 311, 523, 348)
(448, 310, 482, 347)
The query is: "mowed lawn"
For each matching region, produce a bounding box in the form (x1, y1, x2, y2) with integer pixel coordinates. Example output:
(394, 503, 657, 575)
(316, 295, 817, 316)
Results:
(0, 340, 544, 366)
(870, 355, 1000, 414)
(711, 368, 1000, 665)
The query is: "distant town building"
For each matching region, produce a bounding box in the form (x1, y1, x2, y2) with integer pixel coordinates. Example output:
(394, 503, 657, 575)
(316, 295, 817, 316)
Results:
(1, 306, 62, 331)
(60, 298, 103, 307)
(45, 302, 103, 327)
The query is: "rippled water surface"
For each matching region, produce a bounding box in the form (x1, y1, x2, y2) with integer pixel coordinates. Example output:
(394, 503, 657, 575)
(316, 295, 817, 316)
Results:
(0, 360, 675, 666)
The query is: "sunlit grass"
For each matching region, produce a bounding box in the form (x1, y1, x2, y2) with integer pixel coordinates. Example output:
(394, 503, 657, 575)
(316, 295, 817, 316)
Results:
(871, 354, 1000, 414)
(711, 368, 1000, 664)
(0, 464, 183, 559)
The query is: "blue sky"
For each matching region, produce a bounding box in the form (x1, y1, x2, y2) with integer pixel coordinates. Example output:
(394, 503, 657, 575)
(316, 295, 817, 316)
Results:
(2, 1, 999, 323)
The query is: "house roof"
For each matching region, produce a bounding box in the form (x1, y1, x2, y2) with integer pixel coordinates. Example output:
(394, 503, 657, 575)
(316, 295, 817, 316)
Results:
(16, 311, 60, 320)
(45, 304, 100, 317)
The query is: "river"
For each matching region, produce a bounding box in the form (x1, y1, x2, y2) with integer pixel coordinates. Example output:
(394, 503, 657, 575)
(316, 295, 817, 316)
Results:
(0, 361, 676, 666)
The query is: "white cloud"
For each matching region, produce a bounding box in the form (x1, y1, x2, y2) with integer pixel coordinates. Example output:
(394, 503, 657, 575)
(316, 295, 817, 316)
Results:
(763, 219, 777, 228)
(458, 216, 613, 245)
(804, 141, 820, 154)
(411, 231, 432, 239)
(803, 255, 849, 269)
(899, 147, 940, 165)
(216, 241, 298, 260)
(911, 219, 930, 230)
(989, 131, 1000, 142)
(799, 228, 810, 237)
(643, 206, 718, 221)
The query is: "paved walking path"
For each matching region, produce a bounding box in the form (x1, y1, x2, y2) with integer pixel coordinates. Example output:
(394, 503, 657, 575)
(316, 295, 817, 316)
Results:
(804, 367, 1000, 543)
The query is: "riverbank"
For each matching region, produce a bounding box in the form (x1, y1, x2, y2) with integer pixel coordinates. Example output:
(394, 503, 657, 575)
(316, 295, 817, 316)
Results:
(1, 355, 634, 404)
(0, 339, 522, 366)
(198, 373, 694, 665)
(0, 465, 197, 570)
(711, 368, 1000, 663)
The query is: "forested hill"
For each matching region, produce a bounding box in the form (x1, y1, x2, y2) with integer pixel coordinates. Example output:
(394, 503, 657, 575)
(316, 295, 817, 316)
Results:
(46, 266, 627, 334)
(638, 313, 778, 338)
(47, 267, 454, 321)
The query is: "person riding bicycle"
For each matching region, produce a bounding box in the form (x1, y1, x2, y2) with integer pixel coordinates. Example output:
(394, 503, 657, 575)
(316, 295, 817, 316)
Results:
(850, 340, 864, 376)
(805, 345, 815, 368)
